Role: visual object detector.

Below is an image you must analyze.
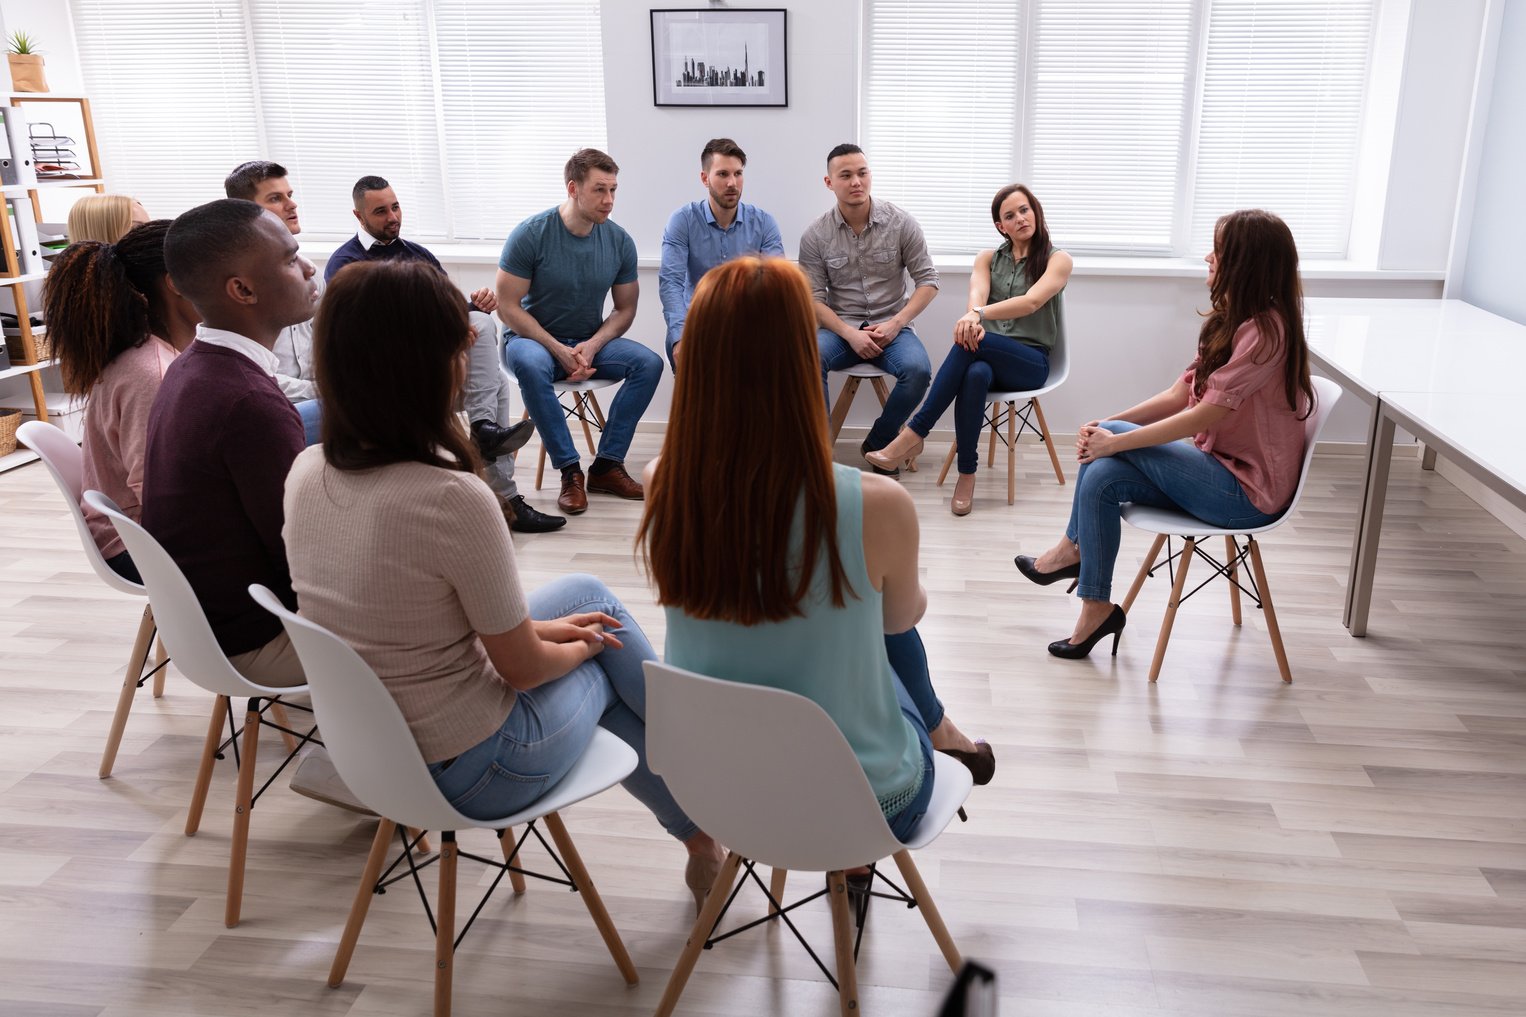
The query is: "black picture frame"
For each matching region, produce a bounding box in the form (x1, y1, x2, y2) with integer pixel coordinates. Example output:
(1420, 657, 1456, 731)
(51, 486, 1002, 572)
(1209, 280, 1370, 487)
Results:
(650, 8, 788, 108)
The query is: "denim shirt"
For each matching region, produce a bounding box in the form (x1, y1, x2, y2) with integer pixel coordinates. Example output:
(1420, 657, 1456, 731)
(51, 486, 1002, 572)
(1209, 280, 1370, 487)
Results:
(658, 200, 785, 347)
(797, 199, 939, 323)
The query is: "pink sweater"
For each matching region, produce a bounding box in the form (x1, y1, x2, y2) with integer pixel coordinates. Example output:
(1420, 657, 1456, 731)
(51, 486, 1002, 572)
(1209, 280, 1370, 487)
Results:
(1180, 317, 1309, 515)
(81, 336, 178, 559)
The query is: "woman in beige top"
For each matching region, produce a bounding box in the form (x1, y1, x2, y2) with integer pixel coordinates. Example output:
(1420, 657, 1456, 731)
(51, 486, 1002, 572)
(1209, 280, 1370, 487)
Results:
(43, 218, 199, 581)
(282, 260, 726, 913)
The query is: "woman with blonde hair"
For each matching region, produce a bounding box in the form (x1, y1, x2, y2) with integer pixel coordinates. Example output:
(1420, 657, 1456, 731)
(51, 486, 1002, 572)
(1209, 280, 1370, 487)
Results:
(66, 194, 150, 244)
(640, 257, 993, 852)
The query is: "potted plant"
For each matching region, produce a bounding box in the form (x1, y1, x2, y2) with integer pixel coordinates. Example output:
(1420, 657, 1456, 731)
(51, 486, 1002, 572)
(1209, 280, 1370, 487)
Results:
(7, 31, 48, 93)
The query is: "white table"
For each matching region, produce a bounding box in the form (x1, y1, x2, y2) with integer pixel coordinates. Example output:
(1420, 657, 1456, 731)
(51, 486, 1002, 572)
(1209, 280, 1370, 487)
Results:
(1304, 298, 1526, 636)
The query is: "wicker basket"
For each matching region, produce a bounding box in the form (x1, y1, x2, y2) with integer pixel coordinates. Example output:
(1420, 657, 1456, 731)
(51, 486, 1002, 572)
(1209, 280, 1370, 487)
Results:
(0, 410, 20, 457)
(31, 331, 53, 362)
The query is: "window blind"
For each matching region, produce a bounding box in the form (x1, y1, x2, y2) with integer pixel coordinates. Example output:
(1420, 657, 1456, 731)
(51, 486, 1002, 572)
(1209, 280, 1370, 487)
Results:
(1190, 0, 1376, 256)
(69, 0, 609, 243)
(71, 0, 260, 220)
(1027, 0, 1195, 253)
(863, 0, 1023, 254)
(247, 1, 448, 240)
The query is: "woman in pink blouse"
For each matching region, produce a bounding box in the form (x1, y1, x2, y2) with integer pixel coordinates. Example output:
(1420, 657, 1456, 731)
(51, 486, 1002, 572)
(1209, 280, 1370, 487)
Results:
(1015, 209, 1316, 659)
(44, 219, 200, 582)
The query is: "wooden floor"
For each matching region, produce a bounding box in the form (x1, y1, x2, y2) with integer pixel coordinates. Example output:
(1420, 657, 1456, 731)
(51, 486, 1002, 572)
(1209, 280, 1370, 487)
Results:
(2, 432, 1525, 1017)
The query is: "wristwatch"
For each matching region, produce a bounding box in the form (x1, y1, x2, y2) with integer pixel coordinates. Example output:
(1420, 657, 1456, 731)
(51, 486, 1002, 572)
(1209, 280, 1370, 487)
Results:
(971, 305, 984, 318)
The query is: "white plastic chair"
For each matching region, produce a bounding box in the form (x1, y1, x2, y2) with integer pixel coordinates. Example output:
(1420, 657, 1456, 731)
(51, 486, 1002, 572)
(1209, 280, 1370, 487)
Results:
(249, 585, 641, 1017)
(643, 661, 972, 1017)
(510, 375, 617, 490)
(1119, 376, 1343, 683)
(937, 291, 1071, 503)
(82, 490, 313, 927)
(17, 420, 168, 777)
(828, 363, 921, 472)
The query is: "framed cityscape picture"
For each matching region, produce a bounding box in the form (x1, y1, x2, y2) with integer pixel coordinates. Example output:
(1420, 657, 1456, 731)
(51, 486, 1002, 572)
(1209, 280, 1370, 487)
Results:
(650, 8, 788, 108)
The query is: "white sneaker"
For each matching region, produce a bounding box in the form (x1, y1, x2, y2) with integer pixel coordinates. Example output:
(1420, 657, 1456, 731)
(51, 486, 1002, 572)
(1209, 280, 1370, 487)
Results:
(289, 745, 376, 816)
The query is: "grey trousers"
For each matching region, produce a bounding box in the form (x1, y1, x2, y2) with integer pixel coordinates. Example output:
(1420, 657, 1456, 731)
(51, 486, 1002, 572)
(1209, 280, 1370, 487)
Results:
(465, 310, 519, 502)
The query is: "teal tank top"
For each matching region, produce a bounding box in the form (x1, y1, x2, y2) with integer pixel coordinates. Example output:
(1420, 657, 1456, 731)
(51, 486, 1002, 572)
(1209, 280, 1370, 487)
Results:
(984, 240, 1063, 350)
(664, 464, 924, 816)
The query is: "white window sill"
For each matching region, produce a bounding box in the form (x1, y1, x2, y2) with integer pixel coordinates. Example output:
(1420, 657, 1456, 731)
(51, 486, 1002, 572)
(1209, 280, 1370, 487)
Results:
(297, 238, 1443, 283)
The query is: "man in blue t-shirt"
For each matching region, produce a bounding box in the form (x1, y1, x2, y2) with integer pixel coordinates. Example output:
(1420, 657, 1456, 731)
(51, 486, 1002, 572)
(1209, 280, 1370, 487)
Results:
(658, 137, 784, 371)
(496, 148, 661, 516)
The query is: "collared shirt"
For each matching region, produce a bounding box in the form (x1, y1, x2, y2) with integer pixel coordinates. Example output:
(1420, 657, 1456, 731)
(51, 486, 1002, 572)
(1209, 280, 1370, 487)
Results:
(797, 198, 939, 323)
(658, 199, 785, 345)
(357, 225, 389, 250)
(195, 324, 280, 376)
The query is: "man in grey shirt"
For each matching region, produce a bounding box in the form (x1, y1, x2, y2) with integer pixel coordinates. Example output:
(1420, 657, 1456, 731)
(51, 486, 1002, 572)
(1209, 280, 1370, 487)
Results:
(798, 143, 939, 475)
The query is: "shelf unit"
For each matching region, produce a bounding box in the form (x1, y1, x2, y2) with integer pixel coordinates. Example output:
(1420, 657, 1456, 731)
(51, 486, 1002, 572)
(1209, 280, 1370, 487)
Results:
(2, 96, 102, 442)
(2, 94, 103, 471)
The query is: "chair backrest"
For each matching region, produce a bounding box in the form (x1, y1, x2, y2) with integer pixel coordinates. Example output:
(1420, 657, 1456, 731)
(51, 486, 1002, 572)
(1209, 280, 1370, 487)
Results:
(1048, 289, 1070, 385)
(81, 490, 282, 698)
(1282, 376, 1343, 514)
(247, 584, 469, 832)
(17, 421, 142, 596)
(644, 661, 903, 872)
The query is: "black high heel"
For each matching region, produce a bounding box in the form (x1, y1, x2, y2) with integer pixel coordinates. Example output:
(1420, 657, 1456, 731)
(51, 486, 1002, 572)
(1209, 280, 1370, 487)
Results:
(1015, 554, 1081, 589)
(1047, 604, 1127, 659)
(938, 740, 995, 785)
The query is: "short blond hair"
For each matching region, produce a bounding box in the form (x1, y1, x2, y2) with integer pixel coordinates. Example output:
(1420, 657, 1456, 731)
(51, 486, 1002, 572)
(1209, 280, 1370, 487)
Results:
(67, 195, 138, 244)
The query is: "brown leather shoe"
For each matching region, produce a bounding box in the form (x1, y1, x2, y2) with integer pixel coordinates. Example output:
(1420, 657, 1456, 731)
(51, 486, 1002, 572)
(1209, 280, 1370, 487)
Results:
(587, 462, 645, 500)
(558, 470, 588, 515)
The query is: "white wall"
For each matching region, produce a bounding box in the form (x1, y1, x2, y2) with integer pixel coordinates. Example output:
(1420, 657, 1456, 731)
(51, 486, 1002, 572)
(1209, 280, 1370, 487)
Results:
(1377, 0, 1488, 270)
(1458, 0, 1526, 324)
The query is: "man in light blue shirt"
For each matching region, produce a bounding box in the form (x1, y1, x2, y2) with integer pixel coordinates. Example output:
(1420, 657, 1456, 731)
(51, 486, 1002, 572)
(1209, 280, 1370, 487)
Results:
(658, 138, 785, 370)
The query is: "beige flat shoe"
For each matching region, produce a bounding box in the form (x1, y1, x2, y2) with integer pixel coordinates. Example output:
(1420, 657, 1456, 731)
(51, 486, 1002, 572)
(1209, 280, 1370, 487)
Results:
(951, 472, 975, 516)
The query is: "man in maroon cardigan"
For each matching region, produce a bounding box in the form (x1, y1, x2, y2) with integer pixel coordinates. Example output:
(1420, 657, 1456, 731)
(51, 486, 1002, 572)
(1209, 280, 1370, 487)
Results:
(142, 199, 320, 686)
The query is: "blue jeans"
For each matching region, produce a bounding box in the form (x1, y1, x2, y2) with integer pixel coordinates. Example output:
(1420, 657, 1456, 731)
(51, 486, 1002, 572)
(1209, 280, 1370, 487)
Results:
(1065, 421, 1279, 601)
(907, 336, 1049, 475)
(504, 335, 662, 471)
(428, 574, 698, 842)
(882, 627, 941, 842)
(886, 670, 936, 844)
(295, 399, 322, 447)
(818, 327, 932, 450)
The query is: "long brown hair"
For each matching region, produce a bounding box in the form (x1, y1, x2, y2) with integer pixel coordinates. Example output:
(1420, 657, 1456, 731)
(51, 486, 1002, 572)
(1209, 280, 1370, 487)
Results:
(314, 260, 479, 474)
(638, 257, 852, 624)
(1195, 209, 1314, 418)
(990, 183, 1052, 285)
(44, 220, 174, 398)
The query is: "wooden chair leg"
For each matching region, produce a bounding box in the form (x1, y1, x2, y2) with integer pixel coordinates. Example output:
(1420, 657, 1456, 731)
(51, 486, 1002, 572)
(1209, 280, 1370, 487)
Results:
(268, 701, 300, 756)
(1032, 398, 1065, 485)
(768, 867, 787, 916)
(827, 378, 860, 446)
(573, 393, 597, 456)
(100, 604, 156, 779)
(435, 831, 458, 1017)
(1226, 536, 1243, 626)
(586, 391, 607, 429)
(892, 849, 962, 973)
(499, 827, 528, 895)
(535, 443, 547, 490)
(1149, 537, 1195, 683)
(1247, 538, 1293, 684)
(987, 406, 998, 470)
(937, 443, 956, 485)
(225, 698, 262, 928)
(1007, 399, 1018, 505)
(826, 870, 860, 1017)
(655, 852, 745, 1017)
(151, 632, 168, 699)
(186, 694, 227, 836)
(329, 818, 397, 987)
(1122, 534, 1168, 613)
(541, 811, 637, 984)
(407, 827, 433, 856)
